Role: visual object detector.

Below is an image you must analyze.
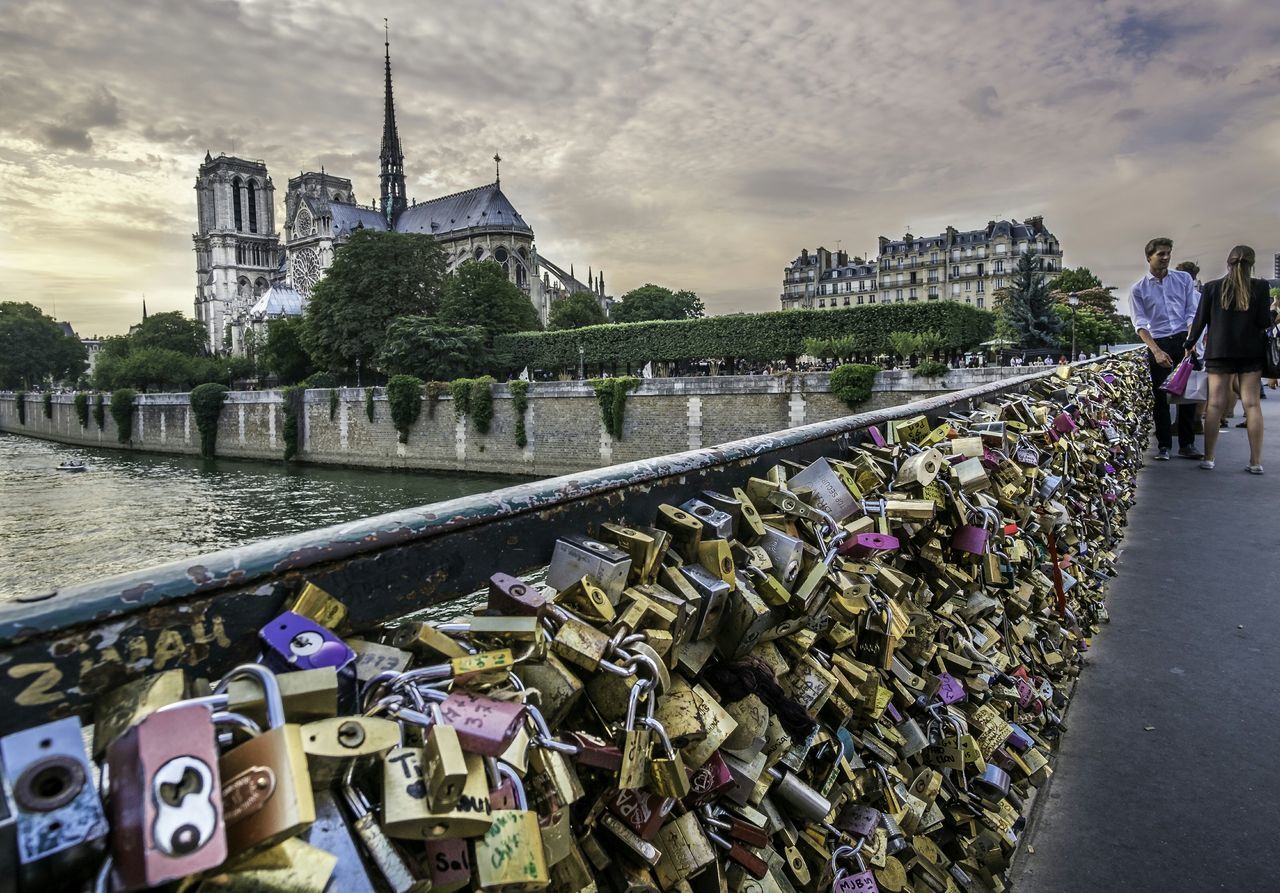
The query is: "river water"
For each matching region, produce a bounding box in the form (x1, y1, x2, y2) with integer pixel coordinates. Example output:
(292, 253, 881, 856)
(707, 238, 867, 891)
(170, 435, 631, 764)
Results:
(0, 434, 525, 600)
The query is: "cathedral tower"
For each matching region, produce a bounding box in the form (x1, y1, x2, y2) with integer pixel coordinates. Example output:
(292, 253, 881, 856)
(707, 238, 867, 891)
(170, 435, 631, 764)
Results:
(193, 153, 280, 354)
(379, 26, 408, 225)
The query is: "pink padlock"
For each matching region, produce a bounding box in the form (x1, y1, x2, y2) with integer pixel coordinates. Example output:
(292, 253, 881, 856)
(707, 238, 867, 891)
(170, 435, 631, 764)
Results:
(437, 691, 526, 756)
(684, 750, 734, 807)
(935, 672, 966, 705)
(1053, 411, 1077, 434)
(839, 531, 900, 559)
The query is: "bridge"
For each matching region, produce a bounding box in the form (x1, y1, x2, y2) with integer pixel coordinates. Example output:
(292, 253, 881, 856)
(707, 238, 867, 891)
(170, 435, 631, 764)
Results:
(0, 351, 1269, 890)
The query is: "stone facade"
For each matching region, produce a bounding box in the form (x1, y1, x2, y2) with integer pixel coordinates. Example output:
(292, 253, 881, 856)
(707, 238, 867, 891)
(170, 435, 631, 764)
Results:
(781, 217, 1064, 312)
(0, 368, 1026, 477)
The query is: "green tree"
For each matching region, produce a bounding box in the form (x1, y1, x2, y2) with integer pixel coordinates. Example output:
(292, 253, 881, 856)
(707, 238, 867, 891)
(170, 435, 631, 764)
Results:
(438, 261, 540, 345)
(1047, 267, 1104, 295)
(303, 229, 447, 374)
(131, 311, 209, 356)
(259, 318, 314, 384)
(0, 302, 88, 388)
(549, 291, 608, 330)
(1052, 305, 1131, 354)
(1000, 251, 1063, 348)
(379, 317, 488, 381)
(610, 284, 705, 323)
(888, 331, 920, 359)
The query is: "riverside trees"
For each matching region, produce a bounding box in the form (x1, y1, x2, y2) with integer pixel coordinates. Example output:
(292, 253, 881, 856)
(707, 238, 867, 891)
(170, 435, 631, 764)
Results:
(0, 301, 87, 389)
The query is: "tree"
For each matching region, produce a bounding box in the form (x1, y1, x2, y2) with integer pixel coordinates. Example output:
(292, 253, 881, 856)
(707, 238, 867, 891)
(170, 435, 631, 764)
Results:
(610, 284, 705, 323)
(1000, 251, 1063, 348)
(131, 311, 208, 356)
(379, 317, 488, 380)
(259, 318, 314, 384)
(1052, 304, 1132, 353)
(1047, 267, 1104, 295)
(549, 291, 608, 330)
(0, 301, 88, 388)
(888, 331, 920, 359)
(303, 229, 447, 374)
(437, 261, 540, 345)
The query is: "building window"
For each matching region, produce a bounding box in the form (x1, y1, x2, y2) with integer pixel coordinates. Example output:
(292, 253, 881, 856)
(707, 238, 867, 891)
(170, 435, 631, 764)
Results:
(952, 284, 961, 295)
(994, 260, 1004, 273)
(951, 266, 960, 277)
(818, 299, 825, 307)
(857, 295, 864, 305)
(976, 297, 985, 308)
(232, 177, 243, 231)
(928, 288, 938, 299)
(247, 181, 259, 234)
(977, 281, 985, 294)
(997, 244, 1008, 254)
(965, 281, 972, 291)
(869, 294, 876, 303)
(843, 295, 850, 306)
(995, 278, 1005, 289)
(896, 289, 903, 301)
(909, 287, 918, 298)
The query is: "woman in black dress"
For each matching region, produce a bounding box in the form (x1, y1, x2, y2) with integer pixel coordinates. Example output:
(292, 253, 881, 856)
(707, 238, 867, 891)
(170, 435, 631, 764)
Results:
(1185, 245, 1271, 473)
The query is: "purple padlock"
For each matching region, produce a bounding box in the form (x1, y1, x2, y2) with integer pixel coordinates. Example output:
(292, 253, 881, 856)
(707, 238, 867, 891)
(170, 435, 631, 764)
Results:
(684, 750, 734, 807)
(1052, 412, 1077, 434)
(866, 426, 885, 447)
(951, 522, 988, 556)
(437, 691, 526, 756)
(834, 802, 882, 840)
(834, 867, 880, 892)
(935, 672, 966, 705)
(260, 611, 356, 672)
(839, 532, 900, 559)
(1006, 723, 1034, 753)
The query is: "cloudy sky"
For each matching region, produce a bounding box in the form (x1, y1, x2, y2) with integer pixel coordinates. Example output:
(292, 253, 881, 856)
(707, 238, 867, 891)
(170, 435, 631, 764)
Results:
(2, 0, 1279, 336)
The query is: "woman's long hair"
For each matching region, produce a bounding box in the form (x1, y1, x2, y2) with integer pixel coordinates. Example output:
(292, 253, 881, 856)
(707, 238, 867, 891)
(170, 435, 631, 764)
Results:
(1222, 245, 1255, 311)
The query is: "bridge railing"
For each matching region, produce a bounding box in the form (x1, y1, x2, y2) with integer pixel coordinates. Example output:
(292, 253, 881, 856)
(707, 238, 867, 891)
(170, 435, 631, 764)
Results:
(0, 351, 1142, 735)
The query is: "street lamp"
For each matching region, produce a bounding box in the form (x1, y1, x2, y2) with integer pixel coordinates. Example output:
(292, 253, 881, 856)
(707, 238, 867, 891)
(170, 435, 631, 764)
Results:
(578, 344, 585, 380)
(1067, 292, 1080, 360)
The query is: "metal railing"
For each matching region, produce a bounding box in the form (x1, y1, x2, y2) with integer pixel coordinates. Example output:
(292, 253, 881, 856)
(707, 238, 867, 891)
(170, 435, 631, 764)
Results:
(0, 352, 1142, 734)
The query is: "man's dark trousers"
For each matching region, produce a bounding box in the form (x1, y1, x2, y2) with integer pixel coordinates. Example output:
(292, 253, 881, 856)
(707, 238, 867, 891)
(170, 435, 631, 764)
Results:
(1148, 334, 1196, 450)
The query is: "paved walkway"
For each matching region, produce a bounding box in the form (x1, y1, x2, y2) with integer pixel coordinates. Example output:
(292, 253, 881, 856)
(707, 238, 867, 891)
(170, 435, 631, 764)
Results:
(1012, 396, 1280, 891)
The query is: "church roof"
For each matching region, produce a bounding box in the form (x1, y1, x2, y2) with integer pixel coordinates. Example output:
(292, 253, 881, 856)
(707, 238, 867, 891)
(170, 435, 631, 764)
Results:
(394, 182, 533, 238)
(331, 203, 390, 238)
(249, 284, 304, 319)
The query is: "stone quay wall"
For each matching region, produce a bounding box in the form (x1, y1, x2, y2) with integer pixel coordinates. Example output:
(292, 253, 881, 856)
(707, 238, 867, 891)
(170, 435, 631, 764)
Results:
(0, 368, 1023, 476)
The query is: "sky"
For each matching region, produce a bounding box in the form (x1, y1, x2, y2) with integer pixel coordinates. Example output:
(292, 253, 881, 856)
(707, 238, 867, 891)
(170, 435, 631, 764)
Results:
(2, 0, 1279, 337)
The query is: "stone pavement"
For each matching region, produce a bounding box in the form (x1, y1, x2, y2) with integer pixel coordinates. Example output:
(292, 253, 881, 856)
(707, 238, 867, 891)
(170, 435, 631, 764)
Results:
(1011, 397, 1280, 891)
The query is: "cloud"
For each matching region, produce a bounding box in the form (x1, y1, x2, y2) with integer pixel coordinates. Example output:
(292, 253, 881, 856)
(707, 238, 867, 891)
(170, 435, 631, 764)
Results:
(1, 0, 1280, 335)
(961, 86, 1003, 120)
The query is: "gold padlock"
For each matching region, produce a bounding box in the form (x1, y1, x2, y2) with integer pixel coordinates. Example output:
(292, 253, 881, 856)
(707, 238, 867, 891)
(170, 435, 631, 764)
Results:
(383, 747, 491, 840)
(473, 763, 550, 892)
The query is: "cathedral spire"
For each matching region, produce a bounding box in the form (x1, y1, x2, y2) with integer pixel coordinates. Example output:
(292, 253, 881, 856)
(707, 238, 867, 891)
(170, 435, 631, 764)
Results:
(379, 19, 407, 225)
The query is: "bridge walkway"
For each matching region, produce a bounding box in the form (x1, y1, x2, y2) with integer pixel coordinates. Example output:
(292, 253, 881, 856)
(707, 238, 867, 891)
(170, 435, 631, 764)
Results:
(1011, 397, 1280, 891)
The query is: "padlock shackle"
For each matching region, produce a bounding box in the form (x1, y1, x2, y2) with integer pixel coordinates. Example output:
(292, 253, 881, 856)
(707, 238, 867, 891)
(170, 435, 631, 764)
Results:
(492, 759, 528, 810)
(212, 663, 285, 729)
(210, 710, 262, 739)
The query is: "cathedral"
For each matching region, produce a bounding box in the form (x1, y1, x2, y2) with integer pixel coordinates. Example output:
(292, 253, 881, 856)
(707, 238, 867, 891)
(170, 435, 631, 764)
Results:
(193, 33, 607, 356)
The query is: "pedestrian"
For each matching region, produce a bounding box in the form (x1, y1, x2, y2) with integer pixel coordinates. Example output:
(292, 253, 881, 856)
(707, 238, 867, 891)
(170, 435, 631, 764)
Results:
(1129, 237, 1202, 460)
(1185, 245, 1270, 473)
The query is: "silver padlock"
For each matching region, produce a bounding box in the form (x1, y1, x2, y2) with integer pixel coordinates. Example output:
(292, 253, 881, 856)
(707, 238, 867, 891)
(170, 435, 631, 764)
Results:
(679, 497, 734, 539)
(545, 534, 632, 603)
(0, 716, 109, 890)
(758, 527, 804, 590)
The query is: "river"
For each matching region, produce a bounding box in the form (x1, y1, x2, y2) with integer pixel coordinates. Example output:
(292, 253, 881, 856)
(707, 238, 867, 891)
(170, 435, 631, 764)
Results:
(0, 433, 526, 600)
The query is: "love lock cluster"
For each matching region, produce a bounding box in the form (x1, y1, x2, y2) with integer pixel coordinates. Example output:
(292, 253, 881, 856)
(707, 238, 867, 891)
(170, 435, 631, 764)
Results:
(0, 358, 1151, 893)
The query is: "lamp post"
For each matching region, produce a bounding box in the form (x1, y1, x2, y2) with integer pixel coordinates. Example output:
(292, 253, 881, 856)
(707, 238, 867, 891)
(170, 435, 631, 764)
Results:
(578, 344, 585, 380)
(1068, 292, 1080, 360)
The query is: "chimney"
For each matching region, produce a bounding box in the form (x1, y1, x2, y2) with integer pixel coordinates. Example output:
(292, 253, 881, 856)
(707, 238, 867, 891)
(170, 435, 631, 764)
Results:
(837, 250, 848, 267)
(877, 236, 889, 254)
(1024, 215, 1044, 233)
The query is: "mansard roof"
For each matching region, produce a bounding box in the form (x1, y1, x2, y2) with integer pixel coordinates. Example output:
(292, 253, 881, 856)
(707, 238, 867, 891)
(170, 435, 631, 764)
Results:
(249, 284, 304, 319)
(394, 182, 533, 238)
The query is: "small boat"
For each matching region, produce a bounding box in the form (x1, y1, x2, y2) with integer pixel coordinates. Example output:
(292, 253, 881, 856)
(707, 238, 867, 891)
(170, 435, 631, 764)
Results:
(57, 461, 88, 472)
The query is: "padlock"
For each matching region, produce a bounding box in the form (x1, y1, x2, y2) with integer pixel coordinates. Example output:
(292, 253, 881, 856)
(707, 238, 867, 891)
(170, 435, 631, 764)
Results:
(212, 664, 316, 857)
(546, 533, 633, 603)
(831, 842, 880, 892)
(599, 812, 662, 866)
(679, 563, 731, 640)
(618, 680, 656, 790)
(0, 716, 108, 890)
(644, 715, 692, 800)
(758, 527, 804, 590)
(425, 838, 473, 893)
(383, 745, 492, 839)
(683, 749, 735, 807)
(766, 766, 831, 824)
(92, 667, 187, 759)
(437, 690, 527, 756)
(970, 763, 1012, 807)
(834, 802, 882, 841)
(608, 786, 675, 841)
(300, 714, 401, 787)
(473, 761, 551, 891)
(489, 571, 548, 616)
(107, 702, 226, 890)
(301, 787, 397, 892)
(0, 781, 14, 893)
(340, 769, 432, 892)
(289, 580, 349, 630)
(680, 497, 735, 539)
(838, 532, 900, 560)
(260, 610, 357, 674)
(706, 827, 768, 880)
(653, 810, 717, 890)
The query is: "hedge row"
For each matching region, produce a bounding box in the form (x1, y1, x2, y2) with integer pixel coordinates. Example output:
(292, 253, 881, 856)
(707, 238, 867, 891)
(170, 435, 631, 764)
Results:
(492, 304, 995, 371)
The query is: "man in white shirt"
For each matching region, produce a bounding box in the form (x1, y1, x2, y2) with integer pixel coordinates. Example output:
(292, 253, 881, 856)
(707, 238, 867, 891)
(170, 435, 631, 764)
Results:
(1129, 237, 1202, 460)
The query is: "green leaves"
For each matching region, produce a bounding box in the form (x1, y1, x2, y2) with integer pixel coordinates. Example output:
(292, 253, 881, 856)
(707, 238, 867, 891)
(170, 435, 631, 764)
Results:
(447, 376, 497, 434)
(387, 375, 425, 443)
(549, 291, 608, 330)
(510, 380, 530, 447)
(260, 318, 314, 384)
(303, 229, 447, 373)
(378, 317, 487, 381)
(73, 392, 90, 428)
(110, 389, 138, 443)
(610, 285, 705, 323)
(438, 261, 540, 346)
(0, 301, 88, 389)
(829, 364, 878, 407)
(1000, 251, 1063, 349)
(591, 377, 640, 438)
(494, 304, 993, 372)
(190, 383, 228, 458)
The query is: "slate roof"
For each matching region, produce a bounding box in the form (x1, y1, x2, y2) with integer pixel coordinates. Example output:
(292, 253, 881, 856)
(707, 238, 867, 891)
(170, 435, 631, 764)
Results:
(331, 202, 390, 239)
(394, 183, 533, 238)
(249, 284, 305, 319)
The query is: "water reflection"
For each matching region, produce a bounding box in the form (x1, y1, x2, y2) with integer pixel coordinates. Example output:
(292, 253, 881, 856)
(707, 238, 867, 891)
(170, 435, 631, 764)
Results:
(0, 434, 525, 599)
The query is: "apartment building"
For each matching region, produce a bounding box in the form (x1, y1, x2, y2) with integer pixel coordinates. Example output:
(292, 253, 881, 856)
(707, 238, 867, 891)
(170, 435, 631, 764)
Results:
(781, 217, 1063, 310)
